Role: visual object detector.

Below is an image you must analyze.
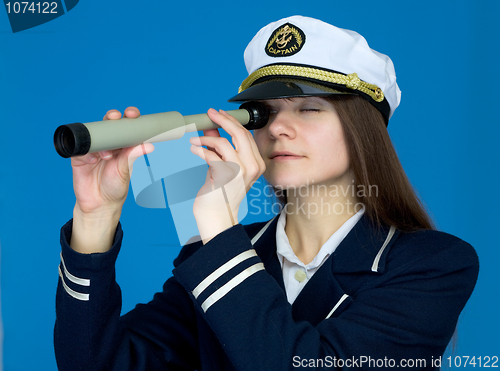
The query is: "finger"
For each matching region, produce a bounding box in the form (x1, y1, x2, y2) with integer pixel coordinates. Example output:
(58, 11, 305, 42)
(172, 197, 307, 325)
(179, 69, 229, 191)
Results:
(71, 153, 100, 167)
(207, 109, 253, 156)
(202, 126, 221, 154)
(190, 145, 238, 188)
(219, 109, 258, 159)
(218, 109, 241, 125)
(191, 145, 241, 178)
(202, 128, 221, 138)
(103, 109, 122, 121)
(120, 143, 155, 178)
(124, 106, 141, 118)
(98, 150, 114, 160)
(98, 107, 140, 160)
(126, 143, 154, 162)
(219, 109, 265, 174)
(189, 136, 237, 162)
(75, 147, 124, 164)
(246, 130, 266, 173)
(208, 109, 265, 181)
(190, 144, 223, 164)
(220, 110, 266, 191)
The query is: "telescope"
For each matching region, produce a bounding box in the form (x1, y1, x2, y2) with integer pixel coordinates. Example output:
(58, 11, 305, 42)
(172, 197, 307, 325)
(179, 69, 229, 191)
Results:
(53, 102, 269, 158)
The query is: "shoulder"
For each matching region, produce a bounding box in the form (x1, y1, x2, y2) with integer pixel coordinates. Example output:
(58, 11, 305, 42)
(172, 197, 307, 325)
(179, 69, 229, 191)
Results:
(172, 219, 271, 267)
(393, 229, 478, 261)
(385, 228, 479, 283)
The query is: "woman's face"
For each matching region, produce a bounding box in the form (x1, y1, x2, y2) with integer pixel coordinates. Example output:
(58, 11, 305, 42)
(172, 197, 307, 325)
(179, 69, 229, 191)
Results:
(253, 97, 351, 190)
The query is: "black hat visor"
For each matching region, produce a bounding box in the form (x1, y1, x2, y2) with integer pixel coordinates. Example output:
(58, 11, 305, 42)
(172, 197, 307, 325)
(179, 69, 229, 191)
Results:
(228, 78, 354, 102)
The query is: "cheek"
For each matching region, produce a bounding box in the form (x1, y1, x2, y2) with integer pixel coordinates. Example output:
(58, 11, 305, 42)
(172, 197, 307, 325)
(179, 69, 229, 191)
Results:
(334, 130, 349, 158)
(318, 125, 350, 168)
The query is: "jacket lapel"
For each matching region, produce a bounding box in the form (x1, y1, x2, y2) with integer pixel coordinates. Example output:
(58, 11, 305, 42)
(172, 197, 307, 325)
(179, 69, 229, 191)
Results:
(291, 257, 351, 326)
(330, 215, 399, 274)
(249, 214, 400, 326)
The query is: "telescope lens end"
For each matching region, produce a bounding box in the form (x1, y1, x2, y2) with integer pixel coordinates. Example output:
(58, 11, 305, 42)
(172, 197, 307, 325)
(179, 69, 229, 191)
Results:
(54, 123, 91, 158)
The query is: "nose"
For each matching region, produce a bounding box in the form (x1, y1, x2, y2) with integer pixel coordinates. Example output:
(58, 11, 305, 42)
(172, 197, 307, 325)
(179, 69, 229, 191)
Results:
(266, 109, 297, 140)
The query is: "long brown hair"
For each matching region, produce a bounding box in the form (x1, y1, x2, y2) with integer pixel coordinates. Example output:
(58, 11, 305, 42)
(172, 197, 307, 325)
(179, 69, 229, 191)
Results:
(272, 95, 435, 231)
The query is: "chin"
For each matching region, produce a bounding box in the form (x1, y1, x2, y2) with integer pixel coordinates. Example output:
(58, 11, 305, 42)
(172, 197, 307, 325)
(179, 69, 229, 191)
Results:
(265, 169, 352, 192)
(264, 172, 312, 191)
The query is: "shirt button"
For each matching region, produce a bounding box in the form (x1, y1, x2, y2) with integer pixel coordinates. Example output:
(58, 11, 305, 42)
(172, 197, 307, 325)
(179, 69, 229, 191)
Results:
(294, 269, 307, 283)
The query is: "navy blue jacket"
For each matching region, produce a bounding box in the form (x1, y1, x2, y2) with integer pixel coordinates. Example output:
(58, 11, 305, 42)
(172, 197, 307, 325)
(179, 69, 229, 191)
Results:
(54, 215, 479, 370)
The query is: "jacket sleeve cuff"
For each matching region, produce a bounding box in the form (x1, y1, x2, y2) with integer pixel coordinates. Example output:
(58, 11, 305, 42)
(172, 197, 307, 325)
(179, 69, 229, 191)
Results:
(173, 224, 264, 313)
(58, 219, 123, 301)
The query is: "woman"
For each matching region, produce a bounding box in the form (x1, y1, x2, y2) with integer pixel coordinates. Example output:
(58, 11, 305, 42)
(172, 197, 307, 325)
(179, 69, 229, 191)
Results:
(54, 16, 479, 370)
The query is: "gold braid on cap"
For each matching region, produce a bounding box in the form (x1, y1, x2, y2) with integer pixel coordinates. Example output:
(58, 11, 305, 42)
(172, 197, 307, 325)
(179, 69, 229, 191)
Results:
(238, 65, 384, 102)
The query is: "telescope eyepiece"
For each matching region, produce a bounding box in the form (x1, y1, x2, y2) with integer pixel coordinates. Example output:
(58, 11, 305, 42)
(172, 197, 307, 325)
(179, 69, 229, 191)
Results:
(54, 123, 91, 158)
(239, 101, 269, 130)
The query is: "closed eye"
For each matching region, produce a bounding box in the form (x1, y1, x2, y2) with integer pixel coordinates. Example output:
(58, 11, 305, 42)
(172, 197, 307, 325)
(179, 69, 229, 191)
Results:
(262, 104, 277, 114)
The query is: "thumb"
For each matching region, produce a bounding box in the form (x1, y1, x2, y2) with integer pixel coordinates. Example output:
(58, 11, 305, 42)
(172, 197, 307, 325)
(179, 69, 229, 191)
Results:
(119, 143, 155, 179)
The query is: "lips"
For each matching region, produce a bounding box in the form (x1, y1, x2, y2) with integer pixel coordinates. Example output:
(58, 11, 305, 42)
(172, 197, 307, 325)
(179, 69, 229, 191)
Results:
(269, 151, 304, 159)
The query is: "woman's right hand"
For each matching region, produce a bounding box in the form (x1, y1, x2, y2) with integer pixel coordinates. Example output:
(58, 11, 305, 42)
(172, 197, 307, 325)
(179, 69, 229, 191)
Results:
(70, 107, 154, 254)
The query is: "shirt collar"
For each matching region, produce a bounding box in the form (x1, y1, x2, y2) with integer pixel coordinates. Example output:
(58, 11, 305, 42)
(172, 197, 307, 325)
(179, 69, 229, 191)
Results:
(276, 206, 365, 269)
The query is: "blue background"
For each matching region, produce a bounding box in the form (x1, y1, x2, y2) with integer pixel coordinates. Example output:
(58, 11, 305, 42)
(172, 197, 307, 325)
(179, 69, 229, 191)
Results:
(1, 0, 499, 369)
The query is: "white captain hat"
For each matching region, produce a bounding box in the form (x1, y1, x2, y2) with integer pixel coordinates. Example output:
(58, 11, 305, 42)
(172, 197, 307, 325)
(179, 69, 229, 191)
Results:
(228, 15, 401, 123)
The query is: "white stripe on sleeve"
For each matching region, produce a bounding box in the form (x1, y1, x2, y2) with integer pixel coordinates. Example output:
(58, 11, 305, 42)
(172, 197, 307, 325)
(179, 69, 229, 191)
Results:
(192, 250, 258, 299)
(58, 266, 89, 301)
(60, 253, 90, 287)
(200, 263, 264, 312)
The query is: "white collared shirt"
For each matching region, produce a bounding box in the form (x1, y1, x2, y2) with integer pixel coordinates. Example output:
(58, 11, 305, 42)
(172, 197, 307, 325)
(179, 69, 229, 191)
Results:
(276, 207, 365, 304)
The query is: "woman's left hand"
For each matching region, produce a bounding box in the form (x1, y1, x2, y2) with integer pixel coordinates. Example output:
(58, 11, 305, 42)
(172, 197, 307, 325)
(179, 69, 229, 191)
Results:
(189, 108, 266, 244)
